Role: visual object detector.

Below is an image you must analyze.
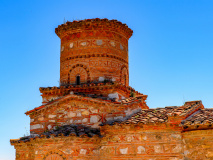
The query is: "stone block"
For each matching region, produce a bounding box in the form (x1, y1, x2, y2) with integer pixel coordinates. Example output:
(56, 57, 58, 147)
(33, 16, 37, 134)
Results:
(154, 145, 163, 153)
(82, 118, 88, 123)
(90, 108, 98, 113)
(74, 120, 82, 123)
(68, 112, 76, 118)
(108, 93, 119, 99)
(114, 116, 123, 120)
(80, 149, 87, 155)
(96, 40, 102, 45)
(31, 124, 43, 130)
(48, 115, 56, 118)
(137, 146, 145, 154)
(38, 116, 44, 121)
(99, 77, 104, 82)
(47, 125, 52, 130)
(106, 117, 113, 121)
(77, 112, 82, 117)
(82, 110, 89, 116)
(171, 134, 181, 140)
(120, 148, 128, 154)
(90, 115, 101, 123)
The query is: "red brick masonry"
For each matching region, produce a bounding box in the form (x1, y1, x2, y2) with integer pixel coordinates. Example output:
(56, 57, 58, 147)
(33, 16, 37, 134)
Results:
(11, 19, 213, 160)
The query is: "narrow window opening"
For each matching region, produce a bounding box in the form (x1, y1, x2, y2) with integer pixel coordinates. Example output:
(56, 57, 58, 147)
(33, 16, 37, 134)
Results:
(76, 75, 80, 85)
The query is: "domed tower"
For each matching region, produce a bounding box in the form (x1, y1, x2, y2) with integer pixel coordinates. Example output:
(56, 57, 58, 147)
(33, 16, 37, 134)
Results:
(55, 18, 133, 86)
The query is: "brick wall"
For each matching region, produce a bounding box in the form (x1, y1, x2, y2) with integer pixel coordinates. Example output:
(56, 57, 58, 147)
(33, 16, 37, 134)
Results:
(183, 130, 213, 160)
(13, 124, 185, 160)
(100, 124, 184, 160)
(29, 97, 142, 134)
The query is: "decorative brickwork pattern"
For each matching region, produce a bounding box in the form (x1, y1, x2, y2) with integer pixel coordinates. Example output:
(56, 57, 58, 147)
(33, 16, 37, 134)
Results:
(27, 94, 147, 134)
(56, 18, 132, 86)
(10, 18, 213, 160)
(68, 64, 90, 84)
(183, 130, 213, 159)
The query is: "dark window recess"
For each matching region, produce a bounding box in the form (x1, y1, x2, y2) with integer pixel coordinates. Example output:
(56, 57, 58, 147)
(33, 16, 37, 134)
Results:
(76, 75, 80, 85)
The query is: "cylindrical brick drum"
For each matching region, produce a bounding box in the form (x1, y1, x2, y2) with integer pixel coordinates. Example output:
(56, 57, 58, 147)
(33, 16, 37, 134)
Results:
(55, 18, 133, 86)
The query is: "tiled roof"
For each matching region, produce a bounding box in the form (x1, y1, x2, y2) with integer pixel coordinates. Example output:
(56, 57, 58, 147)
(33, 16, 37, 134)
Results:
(122, 101, 203, 125)
(121, 95, 146, 104)
(181, 109, 213, 128)
(10, 125, 101, 144)
(101, 101, 203, 125)
(124, 108, 173, 125)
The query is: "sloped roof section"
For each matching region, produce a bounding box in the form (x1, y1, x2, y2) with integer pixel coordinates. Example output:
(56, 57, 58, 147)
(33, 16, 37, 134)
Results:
(181, 108, 213, 130)
(10, 125, 101, 144)
(102, 100, 204, 126)
(122, 100, 203, 125)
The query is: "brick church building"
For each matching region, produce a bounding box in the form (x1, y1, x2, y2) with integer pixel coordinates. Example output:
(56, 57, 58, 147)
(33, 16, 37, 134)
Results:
(11, 18, 213, 160)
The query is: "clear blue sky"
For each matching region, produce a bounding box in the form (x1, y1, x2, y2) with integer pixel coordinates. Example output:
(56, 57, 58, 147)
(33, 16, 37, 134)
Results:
(1, 0, 213, 159)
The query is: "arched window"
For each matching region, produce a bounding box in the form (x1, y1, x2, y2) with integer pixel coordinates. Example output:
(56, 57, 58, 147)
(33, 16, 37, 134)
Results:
(120, 66, 129, 86)
(76, 75, 80, 85)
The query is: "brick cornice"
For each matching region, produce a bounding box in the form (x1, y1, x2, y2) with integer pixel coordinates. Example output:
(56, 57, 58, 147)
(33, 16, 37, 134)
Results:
(39, 82, 143, 97)
(55, 18, 133, 39)
(60, 52, 128, 64)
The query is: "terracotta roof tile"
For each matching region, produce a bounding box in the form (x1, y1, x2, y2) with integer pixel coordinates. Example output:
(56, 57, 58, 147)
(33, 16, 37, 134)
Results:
(10, 125, 101, 144)
(181, 109, 213, 127)
(103, 100, 203, 125)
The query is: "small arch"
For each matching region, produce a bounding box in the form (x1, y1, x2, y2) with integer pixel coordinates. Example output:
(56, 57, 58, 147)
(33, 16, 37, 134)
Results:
(68, 64, 90, 84)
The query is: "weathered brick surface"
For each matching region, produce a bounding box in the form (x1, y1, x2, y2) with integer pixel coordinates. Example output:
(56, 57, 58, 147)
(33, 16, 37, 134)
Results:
(183, 130, 213, 160)
(29, 94, 146, 134)
(11, 18, 213, 160)
(12, 124, 184, 160)
(55, 18, 132, 86)
(99, 124, 184, 160)
(39, 82, 145, 104)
